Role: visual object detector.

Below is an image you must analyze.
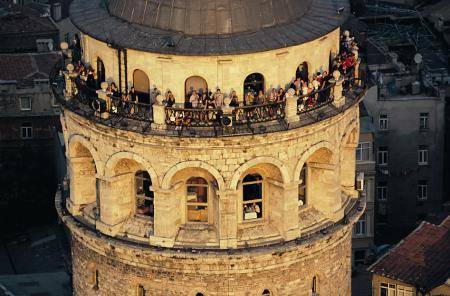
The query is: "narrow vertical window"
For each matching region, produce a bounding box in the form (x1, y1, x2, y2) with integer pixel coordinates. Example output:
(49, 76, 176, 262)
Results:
(242, 174, 263, 221)
(419, 113, 429, 130)
(417, 180, 428, 200)
(379, 114, 389, 130)
(298, 165, 307, 206)
(186, 177, 208, 223)
(135, 171, 154, 218)
(418, 146, 428, 165)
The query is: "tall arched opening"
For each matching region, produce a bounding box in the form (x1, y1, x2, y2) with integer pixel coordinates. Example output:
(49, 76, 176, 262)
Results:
(296, 61, 309, 82)
(68, 141, 99, 216)
(185, 76, 208, 98)
(96, 57, 105, 88)
(244, 73, 265, 97)
(133, 69, 150, 104)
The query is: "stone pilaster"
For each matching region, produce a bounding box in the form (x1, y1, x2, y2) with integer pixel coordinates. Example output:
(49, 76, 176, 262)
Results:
(68, 156, 97, 216)
(218, 189, 238, 249)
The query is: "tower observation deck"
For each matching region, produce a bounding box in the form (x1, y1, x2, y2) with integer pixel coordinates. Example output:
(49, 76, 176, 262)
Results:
(54, 0, 367, 294)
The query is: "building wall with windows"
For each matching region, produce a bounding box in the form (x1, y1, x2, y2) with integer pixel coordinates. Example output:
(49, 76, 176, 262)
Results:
(352, 107, 376, 266)
(0, 53, 61, 143)
(363, 85, 446, 243)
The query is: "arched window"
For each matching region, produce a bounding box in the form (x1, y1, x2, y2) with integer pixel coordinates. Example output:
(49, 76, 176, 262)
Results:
(262, 289, 272, 296)
(298, 164, 307, 206)
(195, 293, 204, 296)
(135, 171, 154, 218)
(312, 276, 318, 294)
(242, 174, 263, 221)
(186, 177, 208, 223)
(185, 76, 208, 98)
(296, 62, 309, 82)
(244, 73, 265, 97)
(96, 57, 105, 88)
(133, 69, 150, 104)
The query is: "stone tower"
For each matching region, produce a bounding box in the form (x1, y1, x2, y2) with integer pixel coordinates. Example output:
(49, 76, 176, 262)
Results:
(54, 0, 366, 295)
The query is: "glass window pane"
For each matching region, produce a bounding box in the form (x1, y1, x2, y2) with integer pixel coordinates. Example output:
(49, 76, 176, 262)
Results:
(243, 201, 263, 220)
(187, 205, 208, 222)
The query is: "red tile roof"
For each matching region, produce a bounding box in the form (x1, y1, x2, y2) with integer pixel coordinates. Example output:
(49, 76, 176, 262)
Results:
(369, 216, 450, 291)
(0, 52, 61, 81)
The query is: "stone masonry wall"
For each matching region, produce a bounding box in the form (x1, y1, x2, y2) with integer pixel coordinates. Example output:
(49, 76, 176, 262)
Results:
(69, 213, 353, 296)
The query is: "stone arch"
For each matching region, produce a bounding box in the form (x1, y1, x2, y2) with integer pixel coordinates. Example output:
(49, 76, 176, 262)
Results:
(293, 141, 337, 181)
(293, 142, 339, 214)
(243, 72, 265, 97)
(161, 160, 225, 191)
(185, 75, 208, 98)
(295, 61, 310, 81)
(230, 156, 290, 190)
(96, 57, 105, 87)
(133, 69, 150, 104)
(68, 134, 102, 175)
(340, 121, 359, 190)
(105, 151, 160, 188)
(340, 120, 359, 148)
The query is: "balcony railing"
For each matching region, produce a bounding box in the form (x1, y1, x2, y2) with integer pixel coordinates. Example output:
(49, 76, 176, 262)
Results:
(51, 64, 365, 137)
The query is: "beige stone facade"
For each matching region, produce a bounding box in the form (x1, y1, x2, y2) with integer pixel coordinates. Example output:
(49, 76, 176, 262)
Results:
(57, 18, 365, 296)
(81, 28, 340, 102)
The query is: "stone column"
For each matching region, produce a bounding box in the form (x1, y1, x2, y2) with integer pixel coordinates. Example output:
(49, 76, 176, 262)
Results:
(63, 64, 78, 100)
(285, 88, 299, 124)
(330, 70, 345, 108)
(151, 186, 181, 247)
(341, 144, 358, 194)
(151, 94, 167, 130)
(218, 189, 238, 249)
(67, 156, 97, 216)
(96, 173, 133, 236)
(96, 82, 110, 119)
(269, 180, 300, 241)
(307, 162, 341, 221)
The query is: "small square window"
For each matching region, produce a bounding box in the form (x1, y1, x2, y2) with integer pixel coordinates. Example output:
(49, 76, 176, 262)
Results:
(418, 146, 428, 165)
(20, 122, 33, 139)
(419, 113, 429, 130)
(417, 180, 428, 200)
(379, 114, 389, 130)
(20, 97, 31, 111)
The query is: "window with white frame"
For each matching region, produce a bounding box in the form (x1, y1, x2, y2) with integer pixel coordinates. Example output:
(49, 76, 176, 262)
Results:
(186, 177, 209, 223)
(20, 122, 33, 139)
(356, 142, 371, 161)
(379, 114, 389, 130)
(242, 174, 263, 221)
(419, 113, 429, 130)
(380, 283, 396, 296)
(354, 213, 366, 236)
(19, 97, 31, 111)
(377, 182, 388, 201)
(418, 146, 428, 165)
(417, 180, 428, 200)
(377, 147, 388, 165)
(397, 285, 413, 296)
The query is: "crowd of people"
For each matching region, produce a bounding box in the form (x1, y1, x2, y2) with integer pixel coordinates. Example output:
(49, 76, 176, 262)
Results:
(70, 32, 359, 127)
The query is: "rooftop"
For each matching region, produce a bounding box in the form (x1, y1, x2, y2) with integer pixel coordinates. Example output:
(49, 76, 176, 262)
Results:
(70, 0, 350, 55)
(369, 216, 450, 291)
(0, 52, 61, 82)
(0, 1, 57, 35)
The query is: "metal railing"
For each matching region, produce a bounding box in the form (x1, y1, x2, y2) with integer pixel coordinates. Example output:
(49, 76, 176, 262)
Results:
(165, 107, 223, 127)
(233, 100, 286, 125)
